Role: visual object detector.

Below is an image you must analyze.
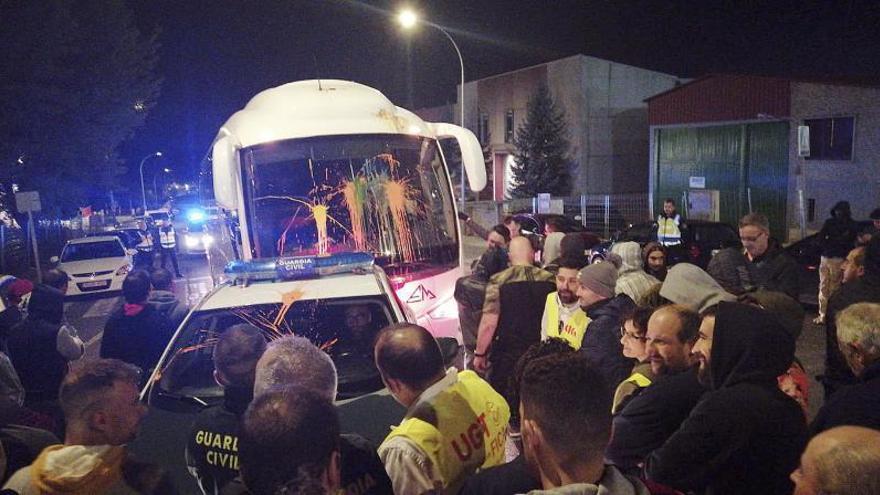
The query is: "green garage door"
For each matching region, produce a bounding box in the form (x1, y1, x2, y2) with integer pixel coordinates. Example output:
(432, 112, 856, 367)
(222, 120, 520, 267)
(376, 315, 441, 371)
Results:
(655, 122, 789, 241)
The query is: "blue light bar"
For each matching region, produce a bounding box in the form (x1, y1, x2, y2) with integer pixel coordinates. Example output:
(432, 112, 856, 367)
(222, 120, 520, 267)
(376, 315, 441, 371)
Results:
(225, 252, 374, 282)
(186, 208, 206, 223)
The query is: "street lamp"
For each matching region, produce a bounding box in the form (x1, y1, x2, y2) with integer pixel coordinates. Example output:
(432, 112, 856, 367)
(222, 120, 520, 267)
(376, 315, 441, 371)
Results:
(139, 151, 162, 215)
(397, 9, 467, 211)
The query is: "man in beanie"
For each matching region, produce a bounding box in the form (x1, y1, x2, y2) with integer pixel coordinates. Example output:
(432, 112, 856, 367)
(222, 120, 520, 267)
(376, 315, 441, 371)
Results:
(576, 254, 636, 392)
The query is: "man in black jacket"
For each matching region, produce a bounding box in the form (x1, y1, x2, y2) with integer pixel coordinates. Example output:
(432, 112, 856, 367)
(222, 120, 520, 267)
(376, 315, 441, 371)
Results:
(100, 270, 174, 380)
(186, 324, 266, 495)
(811, 302, 880, 434)
(814, 201, 860, 324)
(822, 235, 880, 398)
(7, 270, 83, 415)
(148, 268, 188, 329)
(605, 304, 705, 472)
(738, 212, 800, 300)
(575, 255, 635, 391)
(645, 302, 807, 495)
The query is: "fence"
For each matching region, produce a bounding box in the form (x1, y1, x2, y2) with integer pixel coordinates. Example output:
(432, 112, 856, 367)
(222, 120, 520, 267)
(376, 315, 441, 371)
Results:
(462, 192, 652, 239)
(1, 213, 120, 277)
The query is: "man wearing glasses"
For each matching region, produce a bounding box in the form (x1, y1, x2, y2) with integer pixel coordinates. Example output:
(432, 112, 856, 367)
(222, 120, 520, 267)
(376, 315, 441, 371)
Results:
(605, 304, 706, 474)
(738, 212, 800, 299)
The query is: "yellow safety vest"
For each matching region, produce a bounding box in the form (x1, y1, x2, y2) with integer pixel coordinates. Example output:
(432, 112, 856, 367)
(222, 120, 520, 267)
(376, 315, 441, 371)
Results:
(543, 292, 590, 350)
(381, 370, 509, 494)
(657, 214, 682, 245)
(159, 228, 176, 248)
(623, 371, 652, 388)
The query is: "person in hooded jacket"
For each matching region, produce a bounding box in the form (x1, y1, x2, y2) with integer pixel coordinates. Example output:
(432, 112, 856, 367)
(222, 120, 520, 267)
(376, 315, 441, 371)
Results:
(611, 242, 660, 305)
(645, 302, 807, 495)
(147, 268, 188, 329)
(7, 270, 83, 415)
(100, 270, 175, 380)
(2, 359, 176, 495)
(814, 201, 861, 324)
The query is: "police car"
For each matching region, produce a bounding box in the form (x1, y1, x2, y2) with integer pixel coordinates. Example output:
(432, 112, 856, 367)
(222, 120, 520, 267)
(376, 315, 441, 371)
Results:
(131, 252, 457, 492)
(51, 236, 135, 296)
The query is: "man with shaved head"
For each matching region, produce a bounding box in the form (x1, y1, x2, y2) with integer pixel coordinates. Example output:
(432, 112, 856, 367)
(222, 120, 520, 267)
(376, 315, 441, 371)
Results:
(254, 335, 392, 495)
(376, 323, 509, 495)
(473, 236, 555, 416)
(791, 426, 880, 495)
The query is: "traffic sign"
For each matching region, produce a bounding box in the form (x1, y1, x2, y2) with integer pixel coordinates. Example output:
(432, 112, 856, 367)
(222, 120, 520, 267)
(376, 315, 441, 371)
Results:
(15, 191, 41, 213)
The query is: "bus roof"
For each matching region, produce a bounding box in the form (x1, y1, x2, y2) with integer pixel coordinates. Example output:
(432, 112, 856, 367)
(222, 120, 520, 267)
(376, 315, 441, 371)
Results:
(217, 79, 434, 148)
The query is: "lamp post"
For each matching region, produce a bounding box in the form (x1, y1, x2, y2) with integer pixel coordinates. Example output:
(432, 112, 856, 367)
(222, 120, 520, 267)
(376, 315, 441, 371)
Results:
(139, 151, 162, 215)
(398, 9, 467, 211)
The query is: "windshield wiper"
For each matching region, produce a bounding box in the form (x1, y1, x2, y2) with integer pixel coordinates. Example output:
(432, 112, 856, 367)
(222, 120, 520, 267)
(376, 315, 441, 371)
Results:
(156, 389, 209, 408)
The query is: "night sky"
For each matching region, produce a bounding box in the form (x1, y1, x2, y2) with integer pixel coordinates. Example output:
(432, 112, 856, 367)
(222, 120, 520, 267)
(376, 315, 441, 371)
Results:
(124, 0, 880, 183)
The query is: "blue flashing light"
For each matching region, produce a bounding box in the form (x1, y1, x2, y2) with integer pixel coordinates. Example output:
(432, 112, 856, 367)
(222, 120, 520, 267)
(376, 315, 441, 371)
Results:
(225, 252, 374, 282)
(186, 208, 206, 223)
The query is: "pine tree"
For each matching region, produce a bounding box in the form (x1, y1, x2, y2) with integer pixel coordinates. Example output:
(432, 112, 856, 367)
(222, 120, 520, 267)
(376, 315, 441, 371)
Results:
(508, 85, 572, 198)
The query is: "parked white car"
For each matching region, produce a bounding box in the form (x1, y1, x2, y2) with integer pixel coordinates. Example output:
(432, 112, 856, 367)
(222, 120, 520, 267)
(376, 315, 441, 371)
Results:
(52, 236, 134, 296)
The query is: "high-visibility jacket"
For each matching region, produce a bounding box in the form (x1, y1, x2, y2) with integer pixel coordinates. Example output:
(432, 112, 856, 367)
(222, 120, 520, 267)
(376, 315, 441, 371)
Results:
(381, 370, 509, 494)
(543, 292, 590, 350)
(657, 214, 682, 246)
(159, 227, 176, 249)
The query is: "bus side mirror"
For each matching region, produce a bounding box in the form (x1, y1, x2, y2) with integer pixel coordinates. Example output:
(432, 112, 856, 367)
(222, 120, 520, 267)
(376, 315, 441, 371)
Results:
(429, 123, 487, 192)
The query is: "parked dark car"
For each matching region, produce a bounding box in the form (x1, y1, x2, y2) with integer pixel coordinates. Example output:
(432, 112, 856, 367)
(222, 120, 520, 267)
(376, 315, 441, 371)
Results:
(783, 220, 871, 306)
(512, 213, 602, 253)
(592, 220, 741, 268)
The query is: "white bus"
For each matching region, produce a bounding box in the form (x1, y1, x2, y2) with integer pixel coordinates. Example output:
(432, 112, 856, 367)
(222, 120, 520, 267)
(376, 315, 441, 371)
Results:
(206, 79, 486, 338)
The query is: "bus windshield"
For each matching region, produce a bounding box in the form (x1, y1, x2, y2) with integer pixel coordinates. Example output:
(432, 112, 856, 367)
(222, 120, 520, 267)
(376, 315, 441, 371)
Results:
(241, 134, 458, 272)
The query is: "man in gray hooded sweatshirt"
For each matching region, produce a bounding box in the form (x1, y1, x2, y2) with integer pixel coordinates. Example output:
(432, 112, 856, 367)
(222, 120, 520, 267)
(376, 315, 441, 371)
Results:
(611, 241, 660, 305)
(147, 268, 188, 328)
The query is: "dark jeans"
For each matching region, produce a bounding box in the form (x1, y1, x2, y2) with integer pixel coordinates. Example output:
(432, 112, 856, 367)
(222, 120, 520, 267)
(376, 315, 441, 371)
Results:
(159, 247, 181, 276)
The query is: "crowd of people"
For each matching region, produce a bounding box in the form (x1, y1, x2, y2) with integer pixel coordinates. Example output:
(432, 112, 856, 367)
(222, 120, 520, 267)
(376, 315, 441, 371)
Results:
(0, 201, 879, 494)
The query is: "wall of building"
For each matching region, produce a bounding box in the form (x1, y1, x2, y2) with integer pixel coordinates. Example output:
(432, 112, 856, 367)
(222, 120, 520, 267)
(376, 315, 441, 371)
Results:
(464, 55, 680, 197)
(789, 82, 880, 235)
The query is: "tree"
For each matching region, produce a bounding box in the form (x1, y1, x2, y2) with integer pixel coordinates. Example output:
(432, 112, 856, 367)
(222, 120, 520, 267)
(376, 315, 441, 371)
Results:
(0, 1, 161, 214)
(508, 85, 572, 198)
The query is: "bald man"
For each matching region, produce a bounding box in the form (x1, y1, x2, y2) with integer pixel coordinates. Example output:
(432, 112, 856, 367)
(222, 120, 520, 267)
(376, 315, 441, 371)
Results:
(473, 237, 555, 413)
(375, 323, 509, 495)
(791, 426, 880, 495)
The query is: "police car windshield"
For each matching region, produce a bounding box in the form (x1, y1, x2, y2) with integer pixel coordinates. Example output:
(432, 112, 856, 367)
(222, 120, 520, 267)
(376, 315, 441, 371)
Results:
(240, 134, 458, 271)
(61, 241, 125, 262)
(153, 297, 392, 403)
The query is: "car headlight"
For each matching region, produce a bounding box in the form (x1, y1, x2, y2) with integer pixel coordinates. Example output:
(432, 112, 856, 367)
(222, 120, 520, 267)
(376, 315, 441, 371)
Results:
(185, 235, 200, 248)
(202, 234, 214, 246)
(116, 264, 131, 276)
(428, 298, 459, 320)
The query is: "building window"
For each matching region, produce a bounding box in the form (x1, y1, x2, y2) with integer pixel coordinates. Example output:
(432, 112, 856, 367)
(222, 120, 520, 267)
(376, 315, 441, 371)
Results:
(504, 110, 514, 143)
(803, 116, 854, 161)
(478, 113, 489, 144)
